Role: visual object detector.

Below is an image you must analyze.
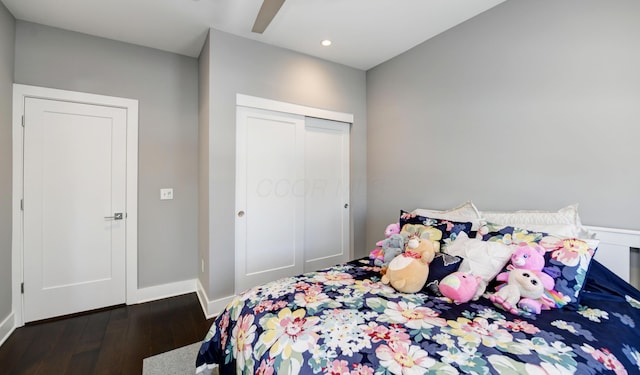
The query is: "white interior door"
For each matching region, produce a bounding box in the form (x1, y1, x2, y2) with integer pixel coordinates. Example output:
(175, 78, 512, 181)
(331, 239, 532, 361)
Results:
(23, 97, 127, 322)
(303, 118, 350, 271)
(235, 107, 305, 293)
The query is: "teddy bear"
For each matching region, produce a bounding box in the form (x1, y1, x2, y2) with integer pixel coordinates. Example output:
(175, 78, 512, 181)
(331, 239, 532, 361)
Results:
(381, 235, 437, 293)
(438, 271, 482, 304)
(506, 244, 547, 272)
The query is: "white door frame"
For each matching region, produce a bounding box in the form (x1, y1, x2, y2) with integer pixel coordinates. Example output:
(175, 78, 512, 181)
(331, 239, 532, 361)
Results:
(236, 94, 354, 123)
(12, 84, 139, 326)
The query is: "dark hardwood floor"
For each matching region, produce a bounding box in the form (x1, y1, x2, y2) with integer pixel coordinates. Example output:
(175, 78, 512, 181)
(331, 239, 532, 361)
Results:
(0, 293, 215, 375)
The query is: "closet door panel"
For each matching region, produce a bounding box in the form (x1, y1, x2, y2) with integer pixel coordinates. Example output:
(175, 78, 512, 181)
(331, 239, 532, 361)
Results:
(236, 107, 305, 292)
(303, 117, 350, 272)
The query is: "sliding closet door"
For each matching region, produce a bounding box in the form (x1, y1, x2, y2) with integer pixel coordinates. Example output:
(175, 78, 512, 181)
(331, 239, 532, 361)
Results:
(236, 106, 351, 292)
(303, 117, 350, 272)
(235, 107, 305, 292)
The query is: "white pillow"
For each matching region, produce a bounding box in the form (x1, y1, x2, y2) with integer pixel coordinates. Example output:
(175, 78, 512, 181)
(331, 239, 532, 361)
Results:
(481, 204, 581, 226)
(445, 232, 514, 298)
(412, 201, 482, 230)
(479, 204, 592, 238)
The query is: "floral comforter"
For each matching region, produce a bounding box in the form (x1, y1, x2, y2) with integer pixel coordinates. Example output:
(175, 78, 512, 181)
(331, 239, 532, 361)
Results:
(195, 258, 640, 374)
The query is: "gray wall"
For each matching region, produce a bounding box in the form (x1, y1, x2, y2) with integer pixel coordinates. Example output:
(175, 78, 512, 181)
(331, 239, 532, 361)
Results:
(0, 2, 15, 322)
(197, 32, 211, 290)
(201, 29, 367, 300)
(366, 0, 640, 250)
(14, 21, 199, 289)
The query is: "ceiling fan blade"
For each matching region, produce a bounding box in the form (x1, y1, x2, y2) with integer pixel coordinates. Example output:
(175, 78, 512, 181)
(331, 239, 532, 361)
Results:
(252, 0, 286, 33)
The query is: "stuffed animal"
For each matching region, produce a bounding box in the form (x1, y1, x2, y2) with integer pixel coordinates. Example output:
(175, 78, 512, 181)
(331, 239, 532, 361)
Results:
(489, 268, 555, 315)
(381, 235, 437, 293)
(507, 244, 547, 272)
(489, 244, 557, 315)
(488, 244, 562, 315)
(376, 223, 401, 246)
(400, 224, 442, 253)
(446, 232, 513, 301)
(504, 243, 562, 281)
(369, 247, 384, 265)
(370, 223, 403, 266)
(438, 271, 482, 304)
(373, 233, 406, 268)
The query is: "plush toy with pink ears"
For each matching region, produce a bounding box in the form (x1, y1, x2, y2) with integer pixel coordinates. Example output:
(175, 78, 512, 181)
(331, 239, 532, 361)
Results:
(507, 244, 547, 272)
(376, 223, 401, 246)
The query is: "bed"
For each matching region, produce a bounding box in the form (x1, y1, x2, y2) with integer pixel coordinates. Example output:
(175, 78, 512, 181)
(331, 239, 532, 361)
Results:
(195, 203, 640, 374)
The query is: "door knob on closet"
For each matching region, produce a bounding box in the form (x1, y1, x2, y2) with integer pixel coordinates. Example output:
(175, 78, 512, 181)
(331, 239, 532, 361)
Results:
(104, 212, 123, 220)
(238, 210, 245, 217)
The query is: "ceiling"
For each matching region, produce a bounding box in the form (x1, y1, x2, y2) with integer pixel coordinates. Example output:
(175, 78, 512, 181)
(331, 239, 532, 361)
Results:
(1, 0, 507, 71)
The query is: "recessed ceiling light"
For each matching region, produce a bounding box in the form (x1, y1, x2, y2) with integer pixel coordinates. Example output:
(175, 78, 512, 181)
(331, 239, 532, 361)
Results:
(321, 40, 332, 47)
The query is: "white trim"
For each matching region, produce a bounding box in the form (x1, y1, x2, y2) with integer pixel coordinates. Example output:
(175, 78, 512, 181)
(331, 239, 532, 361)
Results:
(586, 226, 640, 246)
(196, 279, 235, 319)
(236, 94, 354, 124)
(0, 312, 15, 348)
(12, 84, 139, 326)
(135, 279, 197, 304)
(586, 225, 640, 283)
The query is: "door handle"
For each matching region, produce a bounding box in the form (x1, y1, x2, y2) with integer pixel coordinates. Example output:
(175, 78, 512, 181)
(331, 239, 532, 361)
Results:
(104, 212, 123, 220)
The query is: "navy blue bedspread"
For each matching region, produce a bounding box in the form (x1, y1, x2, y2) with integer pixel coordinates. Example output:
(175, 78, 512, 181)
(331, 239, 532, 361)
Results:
(196, 258, 640, 374)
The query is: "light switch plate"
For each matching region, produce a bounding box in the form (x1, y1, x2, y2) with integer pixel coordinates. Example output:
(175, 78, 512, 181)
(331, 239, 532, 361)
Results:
(160, 188, 173, 200)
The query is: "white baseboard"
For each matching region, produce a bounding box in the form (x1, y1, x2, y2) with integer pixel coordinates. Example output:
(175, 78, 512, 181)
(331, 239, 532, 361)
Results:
(135, 279, 197, 304)
(196, 279, 235, 319)
(0, 312, 16, 348)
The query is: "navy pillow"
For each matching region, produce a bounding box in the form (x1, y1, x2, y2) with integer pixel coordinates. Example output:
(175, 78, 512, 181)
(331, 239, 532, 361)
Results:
(481, 223, 599, 309)
(422, 252, 463, 295)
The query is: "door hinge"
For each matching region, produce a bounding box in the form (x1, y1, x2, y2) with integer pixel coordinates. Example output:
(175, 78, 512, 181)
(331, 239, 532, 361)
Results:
(21, 115, 25, 127)
(20, 199, 23, 211)
(21, 282, 24, 294)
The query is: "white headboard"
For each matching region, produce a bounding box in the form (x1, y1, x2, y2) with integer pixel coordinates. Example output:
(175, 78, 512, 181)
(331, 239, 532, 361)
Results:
(587, 226, 640, 286)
